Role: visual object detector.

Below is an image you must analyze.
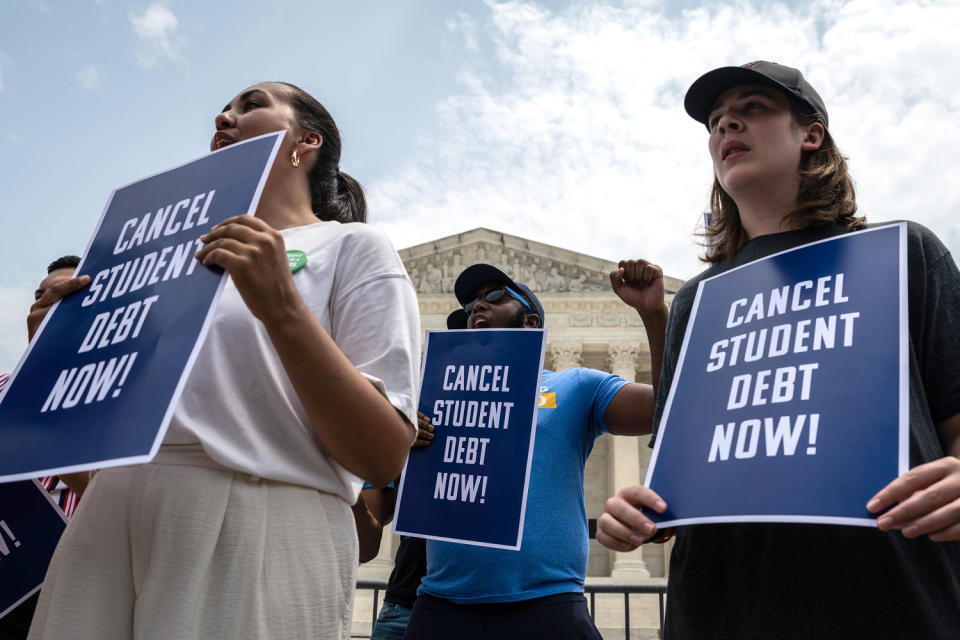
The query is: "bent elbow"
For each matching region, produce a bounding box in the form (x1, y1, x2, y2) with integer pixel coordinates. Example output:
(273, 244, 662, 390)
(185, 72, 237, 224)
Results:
(365, 456, 407, 488)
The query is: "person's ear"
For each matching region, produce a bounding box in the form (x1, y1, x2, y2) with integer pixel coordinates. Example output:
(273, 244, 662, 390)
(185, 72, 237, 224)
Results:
(523, 313, 542, 329)
(800, 122, 825, 152)
(295, 131, 323, 162)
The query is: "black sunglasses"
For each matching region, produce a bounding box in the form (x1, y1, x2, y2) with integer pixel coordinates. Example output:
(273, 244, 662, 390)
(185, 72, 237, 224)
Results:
(463, 286, 533, 315)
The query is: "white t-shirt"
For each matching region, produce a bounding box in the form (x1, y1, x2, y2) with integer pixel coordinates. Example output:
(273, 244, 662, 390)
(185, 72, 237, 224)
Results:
(163, 220, 420, 503)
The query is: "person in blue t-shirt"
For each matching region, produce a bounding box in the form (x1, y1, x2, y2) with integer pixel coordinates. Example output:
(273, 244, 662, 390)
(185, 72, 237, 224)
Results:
(403, 261, 668, 640)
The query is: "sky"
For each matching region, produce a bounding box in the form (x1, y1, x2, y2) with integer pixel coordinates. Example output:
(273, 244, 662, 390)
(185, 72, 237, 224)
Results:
(1, 0, 958, 372)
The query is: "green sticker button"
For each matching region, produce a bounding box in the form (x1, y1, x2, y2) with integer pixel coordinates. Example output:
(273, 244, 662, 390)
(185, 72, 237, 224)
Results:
(287, 250, 308, 274)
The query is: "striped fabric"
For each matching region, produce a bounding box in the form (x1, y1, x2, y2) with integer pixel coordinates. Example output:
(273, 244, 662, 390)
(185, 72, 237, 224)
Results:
(0, 373, 79, 518)
(38, 475, 80, 518)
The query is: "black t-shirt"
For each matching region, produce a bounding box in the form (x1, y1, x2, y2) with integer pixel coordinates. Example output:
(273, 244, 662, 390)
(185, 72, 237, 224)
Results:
(651, 222, 960, 640)
(384, 536, 427, 609)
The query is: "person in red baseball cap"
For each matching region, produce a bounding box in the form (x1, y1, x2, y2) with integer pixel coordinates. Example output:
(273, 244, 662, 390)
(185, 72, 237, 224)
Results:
(598, 61, 960, 639)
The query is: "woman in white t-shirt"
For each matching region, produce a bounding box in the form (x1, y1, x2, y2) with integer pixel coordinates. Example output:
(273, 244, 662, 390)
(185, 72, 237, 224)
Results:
(28, 82, 421, 640)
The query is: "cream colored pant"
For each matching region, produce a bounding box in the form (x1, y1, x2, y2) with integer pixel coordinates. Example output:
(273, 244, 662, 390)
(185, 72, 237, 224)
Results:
(28, 463, 358, 640)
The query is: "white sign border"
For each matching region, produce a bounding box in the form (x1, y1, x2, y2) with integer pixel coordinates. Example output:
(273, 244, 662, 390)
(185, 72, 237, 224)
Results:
(645, 223, 909, 528)
(0, 131, 286, 482)
(392, 327, 547, 550)
(0, 479, 68, 619)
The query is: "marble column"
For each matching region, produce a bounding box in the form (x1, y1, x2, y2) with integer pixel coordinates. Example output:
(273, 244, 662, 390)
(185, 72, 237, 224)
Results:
(363, 523, 399, 579)
(607, 342, 650, 578)
(549, 341, 582, 371)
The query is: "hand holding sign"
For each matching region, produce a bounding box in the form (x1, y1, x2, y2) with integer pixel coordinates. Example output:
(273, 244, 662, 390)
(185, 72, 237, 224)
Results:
(869, 453, 960, 541)
(596, 485, 668, 551)
(414, 411, 436, 448)
(27, 275, 91, 341)
(196, 215, 298, 323)
(644, 224, 908, 527)
(393, 329, 546, 549)
(0, 131, 286, 482)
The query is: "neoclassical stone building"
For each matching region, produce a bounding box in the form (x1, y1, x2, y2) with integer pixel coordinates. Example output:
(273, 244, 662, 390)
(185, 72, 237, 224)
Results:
(359, 227, 684, 584)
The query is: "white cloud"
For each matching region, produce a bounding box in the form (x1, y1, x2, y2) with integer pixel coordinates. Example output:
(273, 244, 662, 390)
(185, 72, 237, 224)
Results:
(128, 4, 184, 68)
(369, 0, 960, 281)
(446, 12, 480, 52)
(75, 64, 100, 92)
(0, 284, 32, 375)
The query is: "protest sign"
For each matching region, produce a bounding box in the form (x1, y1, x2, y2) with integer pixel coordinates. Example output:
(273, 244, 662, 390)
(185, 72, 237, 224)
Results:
(394, 328, 546, 549)
(0, 132, 284, 482)
(0, 480, 67, 619)
(647, 224, 907, 527)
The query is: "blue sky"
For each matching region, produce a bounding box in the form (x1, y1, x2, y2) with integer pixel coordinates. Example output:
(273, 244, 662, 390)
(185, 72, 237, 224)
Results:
(2, 0, 959, 371)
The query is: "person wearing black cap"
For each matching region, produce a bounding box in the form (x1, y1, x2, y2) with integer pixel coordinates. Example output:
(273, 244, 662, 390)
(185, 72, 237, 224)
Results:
(403, 260, 668, 640)
(598, 61, 960, 639)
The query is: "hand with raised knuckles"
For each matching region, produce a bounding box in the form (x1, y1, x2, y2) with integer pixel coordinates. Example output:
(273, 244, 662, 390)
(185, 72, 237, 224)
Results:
(609, 259, 667, 320)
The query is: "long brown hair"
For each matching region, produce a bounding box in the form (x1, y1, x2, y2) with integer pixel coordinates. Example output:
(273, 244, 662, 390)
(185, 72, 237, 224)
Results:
(699, 103, 863, 263)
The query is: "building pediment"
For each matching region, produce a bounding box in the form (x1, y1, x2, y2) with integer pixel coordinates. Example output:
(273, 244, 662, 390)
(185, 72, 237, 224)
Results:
(399, 228, 682, 295)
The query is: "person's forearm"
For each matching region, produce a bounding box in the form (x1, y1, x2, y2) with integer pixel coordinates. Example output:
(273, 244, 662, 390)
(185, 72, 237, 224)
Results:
(640, 305, 668, 397)
(263, 302, 414, 487)
(352, 494, 385, 563)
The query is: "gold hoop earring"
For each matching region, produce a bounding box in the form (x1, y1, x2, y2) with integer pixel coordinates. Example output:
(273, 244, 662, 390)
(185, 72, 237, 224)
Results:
(290, 150, 300, 168)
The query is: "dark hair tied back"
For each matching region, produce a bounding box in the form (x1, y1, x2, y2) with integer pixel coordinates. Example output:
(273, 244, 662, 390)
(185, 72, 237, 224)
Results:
(278, 83, 367, 223)
(331, 170, 367, 224)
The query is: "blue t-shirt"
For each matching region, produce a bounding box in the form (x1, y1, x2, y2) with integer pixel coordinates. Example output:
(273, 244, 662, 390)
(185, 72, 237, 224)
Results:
(418, 367, 629, 603)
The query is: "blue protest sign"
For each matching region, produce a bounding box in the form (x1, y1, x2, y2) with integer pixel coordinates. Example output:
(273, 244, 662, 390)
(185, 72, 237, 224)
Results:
(393, 329, 546, 549)
(0, 480, 67, 619)
(647, 224, 908, 527)
(0, 132, 284, 481)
